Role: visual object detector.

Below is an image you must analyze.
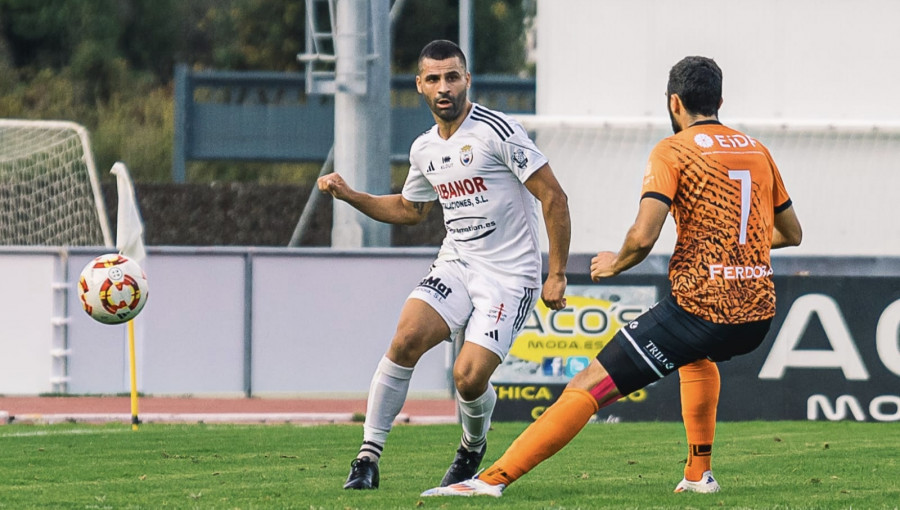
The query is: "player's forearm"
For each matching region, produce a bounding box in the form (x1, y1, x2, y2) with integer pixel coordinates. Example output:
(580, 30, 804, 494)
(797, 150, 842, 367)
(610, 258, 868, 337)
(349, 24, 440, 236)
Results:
(771, 232, 801, 249)
(611, 227, 654, 274)
(343, 191, 420, 225)
(771, 229, 791, 249)
(542, 194, 571, 277)
(771, 206, 802, 249)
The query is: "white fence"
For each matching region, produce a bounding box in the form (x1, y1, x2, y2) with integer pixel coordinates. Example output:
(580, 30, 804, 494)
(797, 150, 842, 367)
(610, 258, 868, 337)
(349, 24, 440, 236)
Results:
(0, 246, 450, 397)
(3, 247, 899, 398)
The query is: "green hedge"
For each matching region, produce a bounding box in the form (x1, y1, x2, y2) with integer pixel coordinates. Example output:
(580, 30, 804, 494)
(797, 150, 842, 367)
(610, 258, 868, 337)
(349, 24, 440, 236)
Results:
(102, 182, 444, 247)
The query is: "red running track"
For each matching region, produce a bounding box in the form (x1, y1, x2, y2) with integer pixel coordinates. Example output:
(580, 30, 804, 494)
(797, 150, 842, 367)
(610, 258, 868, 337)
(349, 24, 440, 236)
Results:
(0, 396, 457, 425)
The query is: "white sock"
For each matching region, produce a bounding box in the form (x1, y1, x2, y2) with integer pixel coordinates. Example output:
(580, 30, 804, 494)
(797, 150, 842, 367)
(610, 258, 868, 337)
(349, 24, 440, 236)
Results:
(359, 356, 414, 461)
(457, 385, 496, 451)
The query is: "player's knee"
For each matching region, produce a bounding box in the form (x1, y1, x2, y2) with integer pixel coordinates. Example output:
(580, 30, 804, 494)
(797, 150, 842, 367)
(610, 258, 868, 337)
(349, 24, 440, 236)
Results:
(454, 380, 487, 401)
(452, 367, 490, 401)
(568, 360, 622, 407)
(587, 375, 619, 402)
(386, 332, 429, 367)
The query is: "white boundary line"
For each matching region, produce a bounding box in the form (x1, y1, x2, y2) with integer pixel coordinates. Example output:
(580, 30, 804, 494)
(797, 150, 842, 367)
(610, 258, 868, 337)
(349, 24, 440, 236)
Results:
(0, 428, 130, 438)
(2, 412, 458, 426)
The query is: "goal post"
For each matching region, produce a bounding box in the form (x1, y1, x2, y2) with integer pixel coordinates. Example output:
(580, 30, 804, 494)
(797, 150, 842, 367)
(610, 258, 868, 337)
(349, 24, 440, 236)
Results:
(515, 115, 900, 257)
(0, 119, 113, 247)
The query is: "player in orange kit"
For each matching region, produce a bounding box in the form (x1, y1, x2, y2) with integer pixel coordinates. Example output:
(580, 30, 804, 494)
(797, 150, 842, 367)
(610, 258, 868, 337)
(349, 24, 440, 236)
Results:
(422, 55, 803, 498)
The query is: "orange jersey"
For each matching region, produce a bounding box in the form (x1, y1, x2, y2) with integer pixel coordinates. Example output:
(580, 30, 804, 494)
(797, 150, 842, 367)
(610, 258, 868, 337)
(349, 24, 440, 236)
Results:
(641, 121, 792, 323)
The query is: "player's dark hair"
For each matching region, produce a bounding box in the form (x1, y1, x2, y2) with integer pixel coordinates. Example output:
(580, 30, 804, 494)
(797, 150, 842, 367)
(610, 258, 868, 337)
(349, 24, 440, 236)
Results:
(418, 40, 467, 73)
(667, 56, 722, 116)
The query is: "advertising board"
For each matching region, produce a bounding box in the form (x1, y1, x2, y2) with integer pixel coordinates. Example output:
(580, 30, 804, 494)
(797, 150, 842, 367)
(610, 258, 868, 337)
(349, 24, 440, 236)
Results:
(491, 275, 900, 422)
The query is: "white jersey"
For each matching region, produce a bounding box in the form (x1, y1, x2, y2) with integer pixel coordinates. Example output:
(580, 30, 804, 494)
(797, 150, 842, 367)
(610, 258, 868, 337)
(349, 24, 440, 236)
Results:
(402, 103, 549, 288)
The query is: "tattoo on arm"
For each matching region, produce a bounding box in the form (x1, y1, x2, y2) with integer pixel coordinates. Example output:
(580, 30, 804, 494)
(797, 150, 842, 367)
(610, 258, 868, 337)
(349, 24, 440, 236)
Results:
(412, 202, 426, 216)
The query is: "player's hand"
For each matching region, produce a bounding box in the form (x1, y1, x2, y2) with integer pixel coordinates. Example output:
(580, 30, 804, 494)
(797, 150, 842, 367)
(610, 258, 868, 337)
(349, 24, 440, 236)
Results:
(317, 172, 352, 201)
(590, 251, 619, 282)
(541, 273, 567, 310)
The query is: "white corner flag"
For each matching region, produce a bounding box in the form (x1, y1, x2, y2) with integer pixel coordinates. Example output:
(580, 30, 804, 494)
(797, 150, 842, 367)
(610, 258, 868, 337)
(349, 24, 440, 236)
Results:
(111, 162, 146, 266)
(111, 161, 146, 431)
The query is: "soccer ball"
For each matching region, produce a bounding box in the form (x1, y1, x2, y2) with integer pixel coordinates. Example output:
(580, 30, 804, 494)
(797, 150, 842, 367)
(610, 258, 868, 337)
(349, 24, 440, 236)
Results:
(78, 253, 149, 325)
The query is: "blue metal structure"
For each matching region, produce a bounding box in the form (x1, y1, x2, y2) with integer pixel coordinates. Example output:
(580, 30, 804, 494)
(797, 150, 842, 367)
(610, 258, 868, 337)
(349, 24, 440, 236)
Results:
(173, 64, 535, 182)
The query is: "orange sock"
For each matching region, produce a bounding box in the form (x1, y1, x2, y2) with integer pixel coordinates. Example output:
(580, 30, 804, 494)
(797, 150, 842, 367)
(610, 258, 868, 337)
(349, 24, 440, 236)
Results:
(478, 388, 599, 486)
(679, 359, 719, 481)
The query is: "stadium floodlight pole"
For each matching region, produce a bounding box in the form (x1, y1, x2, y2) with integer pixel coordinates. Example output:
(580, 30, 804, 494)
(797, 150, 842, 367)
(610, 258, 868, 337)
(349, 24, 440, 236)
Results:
(459, 0, 474, 100)
(290, 0, 403, 247)
(459, 0, 474, 75)
(329, 0, 391, 248)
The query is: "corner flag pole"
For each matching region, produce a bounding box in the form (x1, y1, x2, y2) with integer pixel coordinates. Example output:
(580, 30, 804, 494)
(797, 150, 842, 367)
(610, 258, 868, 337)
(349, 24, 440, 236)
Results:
(127, 320, 140, 430)
(111, 162, 147, 431)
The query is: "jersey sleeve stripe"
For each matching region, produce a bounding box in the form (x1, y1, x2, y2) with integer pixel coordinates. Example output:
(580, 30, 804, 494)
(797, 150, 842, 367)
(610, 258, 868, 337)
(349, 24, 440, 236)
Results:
(473, 105, 514, 134)
(472, 113, 510, 141)
(472, 106, 514, 139)
(774, 198, 793, 214)
(641, 191, 672, 207)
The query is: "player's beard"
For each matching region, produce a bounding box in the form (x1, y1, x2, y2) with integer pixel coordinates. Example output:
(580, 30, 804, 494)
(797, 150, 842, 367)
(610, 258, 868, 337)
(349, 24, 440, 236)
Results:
(430, 90, 467, 122)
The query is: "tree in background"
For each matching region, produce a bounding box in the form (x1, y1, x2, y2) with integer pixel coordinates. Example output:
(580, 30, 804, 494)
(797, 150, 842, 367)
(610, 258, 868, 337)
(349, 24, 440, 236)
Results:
(0, 0, 530, 182)
(393, 0, 530, 75)
(177, 0, 305, 72)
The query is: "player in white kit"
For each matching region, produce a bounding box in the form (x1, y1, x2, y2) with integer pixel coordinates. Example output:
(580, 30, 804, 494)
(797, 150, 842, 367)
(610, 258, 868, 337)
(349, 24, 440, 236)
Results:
(318, 40, 571, 490)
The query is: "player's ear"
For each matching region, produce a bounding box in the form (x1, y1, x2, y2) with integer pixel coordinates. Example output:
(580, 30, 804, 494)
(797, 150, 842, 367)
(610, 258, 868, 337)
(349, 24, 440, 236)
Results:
(669, 93, 682, 115)
(718, 97, 724, 109)
(415, 75, 424, 94)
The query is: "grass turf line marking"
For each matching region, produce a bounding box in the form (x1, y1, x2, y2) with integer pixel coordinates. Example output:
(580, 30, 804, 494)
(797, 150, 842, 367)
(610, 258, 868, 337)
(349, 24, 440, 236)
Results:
(0, 428, 129, 439)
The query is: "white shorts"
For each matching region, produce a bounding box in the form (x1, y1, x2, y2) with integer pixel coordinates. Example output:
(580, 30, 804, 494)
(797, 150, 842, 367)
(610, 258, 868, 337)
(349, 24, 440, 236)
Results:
(408, 259, 539, 360)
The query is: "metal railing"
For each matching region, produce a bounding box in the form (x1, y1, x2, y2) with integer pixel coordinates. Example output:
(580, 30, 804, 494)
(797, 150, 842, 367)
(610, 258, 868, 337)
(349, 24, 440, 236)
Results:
(173, 65, 535, 182)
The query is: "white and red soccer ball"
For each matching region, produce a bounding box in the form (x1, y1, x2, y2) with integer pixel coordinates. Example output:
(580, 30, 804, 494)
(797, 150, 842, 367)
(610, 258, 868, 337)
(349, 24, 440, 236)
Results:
(78, 253, 149, 325)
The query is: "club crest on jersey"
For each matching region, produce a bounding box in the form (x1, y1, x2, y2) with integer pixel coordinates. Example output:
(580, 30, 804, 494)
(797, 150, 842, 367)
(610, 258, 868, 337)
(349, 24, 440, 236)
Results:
(459, 145, 474, 166)
(694, 133, 714, 148)
(512, 148, 529, 169)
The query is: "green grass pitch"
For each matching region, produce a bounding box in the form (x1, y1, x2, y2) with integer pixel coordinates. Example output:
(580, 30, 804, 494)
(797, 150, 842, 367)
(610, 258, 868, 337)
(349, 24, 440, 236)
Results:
(1, 420, 897, 509)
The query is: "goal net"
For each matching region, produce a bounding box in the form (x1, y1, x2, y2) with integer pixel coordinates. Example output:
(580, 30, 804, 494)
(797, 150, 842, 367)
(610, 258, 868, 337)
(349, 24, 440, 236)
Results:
(516, 116, 900, 257)
(0, 120, 112, 247)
